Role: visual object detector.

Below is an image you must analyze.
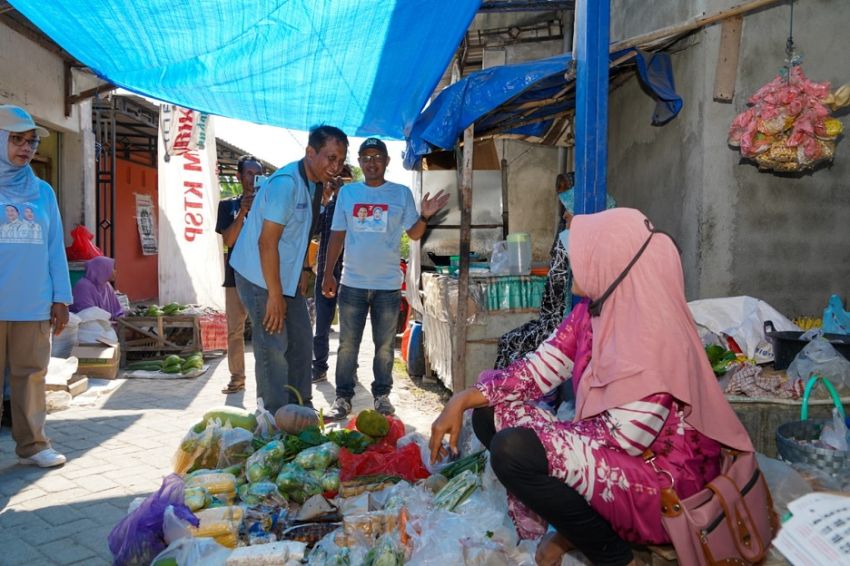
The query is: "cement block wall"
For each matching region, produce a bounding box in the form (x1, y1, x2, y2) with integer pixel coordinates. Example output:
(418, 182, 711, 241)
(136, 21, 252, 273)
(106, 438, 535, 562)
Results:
(0, 25, 94, 237)
(607, 0, 850, 316)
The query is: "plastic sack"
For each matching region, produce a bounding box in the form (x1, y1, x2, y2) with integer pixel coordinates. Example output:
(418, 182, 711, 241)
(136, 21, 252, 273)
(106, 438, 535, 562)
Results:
(787, 335, 850, 394)
(822, 294, 850, 335)
(108, 474, 198, 566)
(76, 306, 118, 344)
(50, 312, 80, 358)
(66, 224, 103, 261)
(151, 537, 230, 566)
(489, 241, 510, 275)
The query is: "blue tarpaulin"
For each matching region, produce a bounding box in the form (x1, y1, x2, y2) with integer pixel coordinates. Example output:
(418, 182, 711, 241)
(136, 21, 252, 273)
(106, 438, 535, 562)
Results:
(9, 0, 480, 139)
(404, 49, 682, 168)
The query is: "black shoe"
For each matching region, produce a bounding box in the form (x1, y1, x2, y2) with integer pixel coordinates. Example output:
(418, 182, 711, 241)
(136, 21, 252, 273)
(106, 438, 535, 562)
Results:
(311, 371, 327, 383)
(327, 397, 352, 421)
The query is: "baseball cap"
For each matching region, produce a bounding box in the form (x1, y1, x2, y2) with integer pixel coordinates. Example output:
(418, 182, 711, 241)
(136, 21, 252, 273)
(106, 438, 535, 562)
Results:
(359, 137, 387, 155)
(0, 105, 50, 137)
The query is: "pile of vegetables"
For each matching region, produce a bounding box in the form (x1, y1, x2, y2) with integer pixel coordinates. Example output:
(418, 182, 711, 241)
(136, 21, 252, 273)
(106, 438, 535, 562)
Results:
(131, 302, 188, 317)
(125, 352, 204, 375)
(705, 344, 738, 376)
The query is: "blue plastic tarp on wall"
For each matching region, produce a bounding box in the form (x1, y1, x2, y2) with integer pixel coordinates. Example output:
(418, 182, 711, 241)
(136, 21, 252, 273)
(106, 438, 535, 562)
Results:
(404, 48, 683, 169)
(9, 0, 480, 139)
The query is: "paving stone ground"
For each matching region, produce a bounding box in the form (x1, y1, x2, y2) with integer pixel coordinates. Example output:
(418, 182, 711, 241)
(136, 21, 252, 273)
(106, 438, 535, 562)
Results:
(0, 326, 446, 565)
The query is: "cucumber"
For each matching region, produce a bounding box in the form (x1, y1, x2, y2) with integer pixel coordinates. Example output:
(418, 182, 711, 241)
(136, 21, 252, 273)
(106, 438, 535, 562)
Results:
(126, 360, 163, 371)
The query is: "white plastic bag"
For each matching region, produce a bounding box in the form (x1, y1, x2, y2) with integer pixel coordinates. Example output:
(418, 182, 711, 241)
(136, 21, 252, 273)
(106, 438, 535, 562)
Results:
(51, 312, 81, 358)
(162, 504, 194, 545)
(76, 306, 118, 344)
(489, 241, 510, 275)
(787, 336, 850, 394)
(151, 537, 231, 566)
(819, 408, 849, 451)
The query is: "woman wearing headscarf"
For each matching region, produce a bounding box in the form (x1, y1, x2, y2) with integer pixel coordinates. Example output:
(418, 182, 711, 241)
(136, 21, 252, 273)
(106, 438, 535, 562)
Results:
(430, 208, 754, 566)
(0, 105, 71, 468)
(71, 255, 124, 319)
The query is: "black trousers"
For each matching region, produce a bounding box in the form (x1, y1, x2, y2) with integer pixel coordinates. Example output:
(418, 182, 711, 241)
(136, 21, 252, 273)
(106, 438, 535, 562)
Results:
(472, 407, 633, 566)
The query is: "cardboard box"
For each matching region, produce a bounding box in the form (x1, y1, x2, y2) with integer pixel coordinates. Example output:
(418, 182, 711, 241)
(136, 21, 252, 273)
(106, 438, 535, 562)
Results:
(72, 342, 120, 379)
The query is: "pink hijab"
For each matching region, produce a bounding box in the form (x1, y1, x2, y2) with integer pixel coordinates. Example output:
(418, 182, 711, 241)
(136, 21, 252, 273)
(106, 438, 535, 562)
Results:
(570, 208, 752, 452)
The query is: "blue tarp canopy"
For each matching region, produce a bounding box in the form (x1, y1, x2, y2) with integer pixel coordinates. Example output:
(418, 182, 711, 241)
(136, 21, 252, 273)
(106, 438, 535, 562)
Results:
(404, 48, 682, 169)
(9, 0, 480, 139)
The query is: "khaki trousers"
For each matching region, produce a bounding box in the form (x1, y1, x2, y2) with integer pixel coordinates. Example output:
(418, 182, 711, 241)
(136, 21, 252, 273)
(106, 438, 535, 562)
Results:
(225, 286, 247, 382)
(0, 320, 52, 457)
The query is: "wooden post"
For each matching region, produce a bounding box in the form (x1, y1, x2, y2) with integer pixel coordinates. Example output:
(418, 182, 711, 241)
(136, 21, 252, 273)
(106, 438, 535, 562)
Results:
(574, 0, 610, 214)
(500, 158, 509, 240)
(452, 124, 475, 392)
(713, 16, 743, 102)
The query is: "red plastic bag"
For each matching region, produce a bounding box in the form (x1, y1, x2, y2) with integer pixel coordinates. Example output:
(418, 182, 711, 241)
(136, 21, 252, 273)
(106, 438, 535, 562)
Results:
(339, 442, 430, 483)
(346, 413, 406, 453)
(66, 225, 103, 261)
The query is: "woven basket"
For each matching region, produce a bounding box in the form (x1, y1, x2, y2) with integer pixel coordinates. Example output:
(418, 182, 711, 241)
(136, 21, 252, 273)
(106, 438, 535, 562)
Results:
(775, 375, 849, 477)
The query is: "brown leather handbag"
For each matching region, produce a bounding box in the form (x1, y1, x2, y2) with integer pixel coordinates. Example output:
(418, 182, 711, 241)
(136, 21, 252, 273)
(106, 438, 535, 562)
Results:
(645, 449, 779, 566)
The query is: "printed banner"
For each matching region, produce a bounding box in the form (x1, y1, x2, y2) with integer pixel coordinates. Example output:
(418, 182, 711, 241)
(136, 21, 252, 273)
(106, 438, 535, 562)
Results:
(134, 194, 158, 255)
(157, 108, 224, 309)
(160, 104, 210, 158)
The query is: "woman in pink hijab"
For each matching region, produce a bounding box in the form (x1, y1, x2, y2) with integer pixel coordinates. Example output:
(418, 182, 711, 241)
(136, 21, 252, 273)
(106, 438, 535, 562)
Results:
(71, 256, 124, 319)
(430, 208, 753, 566)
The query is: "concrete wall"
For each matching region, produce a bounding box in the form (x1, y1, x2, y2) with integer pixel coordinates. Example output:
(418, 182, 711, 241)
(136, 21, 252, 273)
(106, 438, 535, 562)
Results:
(607, 0, 850, 316)
(0, 25, 95, 240)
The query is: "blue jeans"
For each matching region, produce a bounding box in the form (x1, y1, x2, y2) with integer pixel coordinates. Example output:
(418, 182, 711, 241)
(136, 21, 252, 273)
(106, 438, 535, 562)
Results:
(235, 272, 312, 413)
(312, 269, 338, 378)
(335, 285, 400, 399)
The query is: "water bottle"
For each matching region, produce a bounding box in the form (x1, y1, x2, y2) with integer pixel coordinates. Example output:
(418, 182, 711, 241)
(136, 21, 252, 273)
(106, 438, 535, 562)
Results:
(506, 232, 531, 275)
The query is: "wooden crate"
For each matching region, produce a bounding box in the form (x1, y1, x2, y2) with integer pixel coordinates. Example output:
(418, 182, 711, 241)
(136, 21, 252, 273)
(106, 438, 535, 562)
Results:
(117, 315, 201, 365)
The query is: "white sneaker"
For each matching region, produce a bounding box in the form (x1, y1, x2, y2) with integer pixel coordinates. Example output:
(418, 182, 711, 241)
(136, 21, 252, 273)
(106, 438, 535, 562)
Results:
(19, 448, 67, 468)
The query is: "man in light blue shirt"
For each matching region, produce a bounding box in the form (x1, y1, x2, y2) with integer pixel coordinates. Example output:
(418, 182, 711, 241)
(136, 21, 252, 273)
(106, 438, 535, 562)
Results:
(230, 125, 348, 413)
(321, 138, 448, 419)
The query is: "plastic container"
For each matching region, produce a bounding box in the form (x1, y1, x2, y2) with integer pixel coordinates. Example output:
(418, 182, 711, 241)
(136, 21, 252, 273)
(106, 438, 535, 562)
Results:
(764, 321, 850, 370)
(506, 232, 531, 275)
(407, 321, 425, 377)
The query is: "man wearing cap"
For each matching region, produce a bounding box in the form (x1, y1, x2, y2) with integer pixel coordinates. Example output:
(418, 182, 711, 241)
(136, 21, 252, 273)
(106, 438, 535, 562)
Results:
(216, 155, 263, 395)
(322, 138, 448, 419)
(230, 125, 348, 414)
(0, 104, 71, 468)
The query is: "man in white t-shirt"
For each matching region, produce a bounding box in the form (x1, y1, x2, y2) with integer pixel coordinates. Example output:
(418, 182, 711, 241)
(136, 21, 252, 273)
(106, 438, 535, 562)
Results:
(321, 138, 448, 419)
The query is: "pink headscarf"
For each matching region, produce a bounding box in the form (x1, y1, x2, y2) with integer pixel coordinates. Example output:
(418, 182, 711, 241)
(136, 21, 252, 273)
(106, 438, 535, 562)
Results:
(570, 208, 753, 452)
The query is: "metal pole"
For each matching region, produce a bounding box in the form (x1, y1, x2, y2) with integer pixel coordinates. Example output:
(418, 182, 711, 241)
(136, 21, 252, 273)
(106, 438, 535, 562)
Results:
(452, 124, 475, 392)
(573, 0, 609, 214)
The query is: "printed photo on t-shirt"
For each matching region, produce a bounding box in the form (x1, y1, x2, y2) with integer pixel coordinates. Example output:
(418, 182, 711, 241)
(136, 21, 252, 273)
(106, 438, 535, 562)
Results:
(351, 203, 388, 233)
(0, 202, 43, 244)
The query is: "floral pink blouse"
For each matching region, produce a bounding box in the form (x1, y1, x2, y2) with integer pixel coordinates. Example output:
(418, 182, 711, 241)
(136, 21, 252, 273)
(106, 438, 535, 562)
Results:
(475, 316, 722, 543)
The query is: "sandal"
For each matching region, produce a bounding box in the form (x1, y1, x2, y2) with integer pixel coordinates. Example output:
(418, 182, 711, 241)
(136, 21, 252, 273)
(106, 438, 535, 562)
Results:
(221, 381, 246, 394)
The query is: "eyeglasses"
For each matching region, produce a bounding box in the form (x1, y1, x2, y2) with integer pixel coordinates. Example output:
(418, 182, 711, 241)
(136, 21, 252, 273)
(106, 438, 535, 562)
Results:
(359, 154, 386, 164)
(9, 133, 40, 149)
(588, 219, 681, 317)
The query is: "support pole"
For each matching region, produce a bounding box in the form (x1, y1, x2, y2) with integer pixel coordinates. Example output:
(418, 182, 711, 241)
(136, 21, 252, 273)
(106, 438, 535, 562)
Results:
(453, 124, 475, 392)
(573, 0, 610, 214)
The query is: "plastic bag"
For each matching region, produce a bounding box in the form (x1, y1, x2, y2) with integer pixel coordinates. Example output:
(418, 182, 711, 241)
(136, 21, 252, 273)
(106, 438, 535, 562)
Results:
(823, 294, 850, 335)
(189, 506, 244, 548)
(339, 442, 430, 483)
(755, 453, 812, 518)
(245, 438, 286, 483)
(66, 224, 103, 261)
(819, 408, 849, 451)
(174, 419, 227, 475)
(150, 537, 231, 566)
(294, 441, 340, 471)
(254, 397, 278, 438)
(108, 474, 198, 566)
(50, 312, 80, 358)
(275, 462, 323, 503)
(217, 425, 254, 468)
(489, 241, 510, 275)
(76, 306, 118, 344)
(787, 335, 850, 394)
(162, 504, 194, 545)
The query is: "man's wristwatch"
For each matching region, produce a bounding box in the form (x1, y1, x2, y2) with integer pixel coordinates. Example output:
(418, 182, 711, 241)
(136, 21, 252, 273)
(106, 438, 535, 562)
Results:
(302, 267, 312, 273)
(419, 214, 430, 224)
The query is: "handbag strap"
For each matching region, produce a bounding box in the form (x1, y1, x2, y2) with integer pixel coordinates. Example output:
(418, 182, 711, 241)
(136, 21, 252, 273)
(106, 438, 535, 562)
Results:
(708, 469, 768, 563)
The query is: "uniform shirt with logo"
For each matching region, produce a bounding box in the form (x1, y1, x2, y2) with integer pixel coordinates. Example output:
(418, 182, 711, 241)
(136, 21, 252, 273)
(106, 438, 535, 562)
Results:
(331, 180, 418, 291)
